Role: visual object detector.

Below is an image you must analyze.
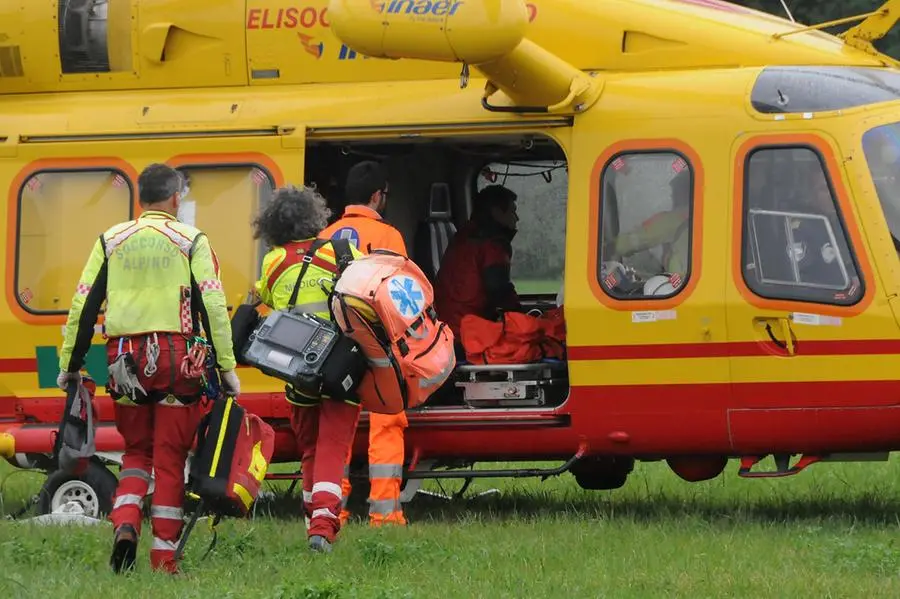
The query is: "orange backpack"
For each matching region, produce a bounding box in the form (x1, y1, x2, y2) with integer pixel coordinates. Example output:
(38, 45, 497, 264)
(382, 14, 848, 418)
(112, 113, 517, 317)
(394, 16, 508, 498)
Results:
(330, 250, 456, 414)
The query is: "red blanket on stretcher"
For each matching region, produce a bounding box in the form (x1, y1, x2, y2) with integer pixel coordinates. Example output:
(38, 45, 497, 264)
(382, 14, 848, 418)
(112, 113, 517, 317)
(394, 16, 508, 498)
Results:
(460, 308, 566, 365)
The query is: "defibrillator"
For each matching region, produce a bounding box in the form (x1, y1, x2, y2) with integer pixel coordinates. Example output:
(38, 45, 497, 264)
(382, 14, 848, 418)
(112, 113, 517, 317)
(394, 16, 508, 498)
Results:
(243, 309, 366, 400)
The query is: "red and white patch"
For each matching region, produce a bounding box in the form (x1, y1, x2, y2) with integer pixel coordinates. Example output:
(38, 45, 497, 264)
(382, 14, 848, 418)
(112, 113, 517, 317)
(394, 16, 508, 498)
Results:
(19, 288, 33, 304)
(180, 292, 193, 334)
(612, 157, 626, 171)
(669, 273, 683, 288)
(481, 168, 497, 183)
(671, 157, 688, 173)
(198, 279, 223, 292)
(603, 272, 618, 289)
(112, 174, 126, 188)
(848, 278, 860, 297)
(76, 283, 92, 296)
(26, 176, 42, 192)
(250, 169, 266, 186)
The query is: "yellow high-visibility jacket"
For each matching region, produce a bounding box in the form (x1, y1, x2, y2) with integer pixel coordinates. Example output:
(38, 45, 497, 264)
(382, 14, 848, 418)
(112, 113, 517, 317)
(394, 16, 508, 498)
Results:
(59, 210, 236, 372)
(255, 238, 362, 318)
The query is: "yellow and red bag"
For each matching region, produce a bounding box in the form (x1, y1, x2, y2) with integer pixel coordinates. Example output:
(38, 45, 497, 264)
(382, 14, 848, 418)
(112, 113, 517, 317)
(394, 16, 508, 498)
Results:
(330, 250, 456, 414)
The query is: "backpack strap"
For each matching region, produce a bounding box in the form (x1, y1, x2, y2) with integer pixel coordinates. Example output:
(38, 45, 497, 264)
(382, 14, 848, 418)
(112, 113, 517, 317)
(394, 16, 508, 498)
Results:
(329, 238, 354, 274)
(267, 240, 341, 296)
(287, 239, 327, 310)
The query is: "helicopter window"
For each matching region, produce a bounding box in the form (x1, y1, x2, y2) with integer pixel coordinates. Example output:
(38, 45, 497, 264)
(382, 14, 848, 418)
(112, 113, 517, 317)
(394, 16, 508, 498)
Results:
(598, 152, 693, 300)
(741, 147, 863, 306)
(58, 0, 132, 74)
(862, 122, 900, 255)
(751, 67, 900, 114)
(174, 165, 275, 305)
(16, 168, 133, 313)
(476, 161, 568, 296)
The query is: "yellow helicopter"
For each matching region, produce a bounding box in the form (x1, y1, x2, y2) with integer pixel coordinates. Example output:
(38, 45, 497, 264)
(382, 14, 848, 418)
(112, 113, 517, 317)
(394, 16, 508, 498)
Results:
(3, 0, 900, 516)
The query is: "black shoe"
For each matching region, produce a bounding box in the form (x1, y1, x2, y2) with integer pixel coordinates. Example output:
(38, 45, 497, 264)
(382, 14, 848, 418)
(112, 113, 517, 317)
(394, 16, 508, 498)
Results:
(110, 524, 138, 574)
(308, 535, 333, 553)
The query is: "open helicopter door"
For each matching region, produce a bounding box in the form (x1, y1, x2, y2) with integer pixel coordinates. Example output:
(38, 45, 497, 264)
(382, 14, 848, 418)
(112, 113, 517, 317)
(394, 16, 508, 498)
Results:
(724, 131, 900, 475)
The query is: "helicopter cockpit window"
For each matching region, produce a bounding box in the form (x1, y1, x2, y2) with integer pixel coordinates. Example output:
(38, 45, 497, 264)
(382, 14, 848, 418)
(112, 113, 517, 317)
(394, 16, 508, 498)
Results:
(751, 67, 900, 114)
(741, 147, 863, 306)
(862, 122, 900, 256)
(598, 152, 693, 300)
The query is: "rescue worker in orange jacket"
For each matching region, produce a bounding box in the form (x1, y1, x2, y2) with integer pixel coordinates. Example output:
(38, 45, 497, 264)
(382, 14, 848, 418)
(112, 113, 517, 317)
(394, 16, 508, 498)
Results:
(57, 163, 240, 575)
(319, 160, 409, 527)
(253, 185, 363, 553)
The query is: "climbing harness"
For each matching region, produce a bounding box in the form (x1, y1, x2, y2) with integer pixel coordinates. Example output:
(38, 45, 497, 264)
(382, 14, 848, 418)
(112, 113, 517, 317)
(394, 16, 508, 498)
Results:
(108, 338, 148, 403)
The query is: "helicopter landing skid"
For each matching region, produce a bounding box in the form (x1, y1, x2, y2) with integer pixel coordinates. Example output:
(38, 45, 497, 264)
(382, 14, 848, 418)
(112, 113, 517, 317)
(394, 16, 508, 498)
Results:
(738, 454, 822, 478)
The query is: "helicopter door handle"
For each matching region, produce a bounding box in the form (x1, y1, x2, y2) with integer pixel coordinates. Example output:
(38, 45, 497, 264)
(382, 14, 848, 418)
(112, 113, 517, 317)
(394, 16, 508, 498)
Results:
(760, 317, 797, 356)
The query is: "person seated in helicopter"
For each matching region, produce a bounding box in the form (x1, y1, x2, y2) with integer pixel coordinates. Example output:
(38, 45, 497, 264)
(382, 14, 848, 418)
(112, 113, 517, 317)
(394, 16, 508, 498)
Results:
(608, 168, 691, 282)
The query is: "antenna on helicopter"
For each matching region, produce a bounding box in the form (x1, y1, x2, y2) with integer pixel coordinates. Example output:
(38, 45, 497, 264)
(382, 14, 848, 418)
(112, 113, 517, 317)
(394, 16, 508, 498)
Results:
(778, 0, 796, 23)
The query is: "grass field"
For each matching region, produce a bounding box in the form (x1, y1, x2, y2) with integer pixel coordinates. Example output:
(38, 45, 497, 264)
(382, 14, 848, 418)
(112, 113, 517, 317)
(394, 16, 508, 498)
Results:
(3, 456, 900, 598)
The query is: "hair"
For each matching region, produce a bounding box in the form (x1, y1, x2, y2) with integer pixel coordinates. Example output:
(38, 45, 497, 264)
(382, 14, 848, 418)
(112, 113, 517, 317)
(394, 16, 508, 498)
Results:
(138, 163, 184, 205)
(344, 160, 388, 206)
(472, 185, 517, 218)
(252, 185, 332, 247)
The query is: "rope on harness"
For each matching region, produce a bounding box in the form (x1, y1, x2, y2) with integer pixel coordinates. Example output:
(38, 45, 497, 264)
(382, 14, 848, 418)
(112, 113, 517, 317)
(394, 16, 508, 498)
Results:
(181, 337, 209, 380)
(144, 333, 160, 377)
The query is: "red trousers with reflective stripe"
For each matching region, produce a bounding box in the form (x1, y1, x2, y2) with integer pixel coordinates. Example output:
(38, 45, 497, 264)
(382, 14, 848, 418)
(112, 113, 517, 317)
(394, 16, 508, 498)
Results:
(109, 401, 200, 573)
(290, 399, 360, 543)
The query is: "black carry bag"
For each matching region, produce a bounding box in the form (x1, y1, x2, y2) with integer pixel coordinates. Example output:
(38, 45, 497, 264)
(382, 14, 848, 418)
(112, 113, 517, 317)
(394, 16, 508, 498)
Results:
(241, 239, 368, 401)
(174, 395, 275, 562)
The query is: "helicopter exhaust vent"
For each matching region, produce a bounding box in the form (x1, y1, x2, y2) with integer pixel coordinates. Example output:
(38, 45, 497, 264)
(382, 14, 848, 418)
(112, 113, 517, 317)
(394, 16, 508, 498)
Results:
(0, 46, 24, 77)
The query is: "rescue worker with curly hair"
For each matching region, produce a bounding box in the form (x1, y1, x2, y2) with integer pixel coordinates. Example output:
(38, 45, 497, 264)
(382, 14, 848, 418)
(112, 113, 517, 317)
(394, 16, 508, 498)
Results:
(319, 160, 410, 529)
(253, 184, 363, 553)
(57, 163, 240, 575)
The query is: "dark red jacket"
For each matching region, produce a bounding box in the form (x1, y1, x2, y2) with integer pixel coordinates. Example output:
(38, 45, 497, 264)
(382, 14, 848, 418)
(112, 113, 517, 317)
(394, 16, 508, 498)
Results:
(434, 217, 522, 338)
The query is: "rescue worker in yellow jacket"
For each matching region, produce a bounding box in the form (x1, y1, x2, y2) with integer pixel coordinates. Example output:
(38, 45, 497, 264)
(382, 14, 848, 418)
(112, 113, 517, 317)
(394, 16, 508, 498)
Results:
(57, 163, 240, 575)
(612, 168, 691, 276)
(319, 160, 409, 528)
(253, 185, 363, 553)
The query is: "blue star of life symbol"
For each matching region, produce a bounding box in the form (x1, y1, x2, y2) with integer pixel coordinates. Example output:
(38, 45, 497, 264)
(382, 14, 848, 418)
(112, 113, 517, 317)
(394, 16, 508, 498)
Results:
(332, 227, 360, 249)
(389, 276, 424, 317)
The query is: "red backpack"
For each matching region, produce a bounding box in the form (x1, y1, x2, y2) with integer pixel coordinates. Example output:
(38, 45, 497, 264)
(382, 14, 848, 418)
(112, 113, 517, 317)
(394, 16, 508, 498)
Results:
(330, 250, 456, 414)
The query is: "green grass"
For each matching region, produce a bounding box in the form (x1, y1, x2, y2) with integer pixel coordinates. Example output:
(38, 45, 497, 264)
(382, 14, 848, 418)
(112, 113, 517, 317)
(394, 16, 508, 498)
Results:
(3, 457, 900, 597)
(515, 278, 560, 296)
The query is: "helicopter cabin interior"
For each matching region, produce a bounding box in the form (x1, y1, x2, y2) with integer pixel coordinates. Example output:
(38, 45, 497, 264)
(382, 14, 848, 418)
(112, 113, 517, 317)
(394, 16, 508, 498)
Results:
(302, 133, 570, 410)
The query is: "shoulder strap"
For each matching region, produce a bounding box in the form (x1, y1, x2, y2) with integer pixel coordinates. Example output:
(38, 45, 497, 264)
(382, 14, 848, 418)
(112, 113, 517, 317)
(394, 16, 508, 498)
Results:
(287, 239, 327, 309)
(329, 238, 354, 273)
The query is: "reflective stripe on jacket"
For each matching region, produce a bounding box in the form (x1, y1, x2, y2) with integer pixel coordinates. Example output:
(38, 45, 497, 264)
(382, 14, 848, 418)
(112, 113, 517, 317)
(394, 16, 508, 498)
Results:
(59, 210, 236, 372)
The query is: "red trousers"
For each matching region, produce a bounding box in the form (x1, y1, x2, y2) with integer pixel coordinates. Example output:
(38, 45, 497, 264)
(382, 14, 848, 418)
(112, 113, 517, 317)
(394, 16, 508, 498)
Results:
(106, 334, 203, 573)
(290, 399, 360, 543)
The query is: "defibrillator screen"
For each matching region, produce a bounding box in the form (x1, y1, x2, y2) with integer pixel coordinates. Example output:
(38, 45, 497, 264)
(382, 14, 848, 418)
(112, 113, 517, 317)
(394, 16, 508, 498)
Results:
(267, 314, 318, 350)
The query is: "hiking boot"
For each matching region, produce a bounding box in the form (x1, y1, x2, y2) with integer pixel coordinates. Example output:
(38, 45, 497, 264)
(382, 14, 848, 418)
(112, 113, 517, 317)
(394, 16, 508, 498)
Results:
(308, 535, 333, 554)
(110, 524, 138, 574)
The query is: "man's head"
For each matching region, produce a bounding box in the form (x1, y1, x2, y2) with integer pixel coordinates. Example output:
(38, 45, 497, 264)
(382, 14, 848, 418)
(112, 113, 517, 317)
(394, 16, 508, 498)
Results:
(472, 185, 518, 231)
(138, 163, 185, 215)
(345, 160, 389, 215)
(252, 185, 332, 247)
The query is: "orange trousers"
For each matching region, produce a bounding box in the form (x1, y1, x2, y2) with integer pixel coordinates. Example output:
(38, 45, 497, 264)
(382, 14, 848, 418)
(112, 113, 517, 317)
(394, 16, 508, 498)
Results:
(340, 410, 408, 526)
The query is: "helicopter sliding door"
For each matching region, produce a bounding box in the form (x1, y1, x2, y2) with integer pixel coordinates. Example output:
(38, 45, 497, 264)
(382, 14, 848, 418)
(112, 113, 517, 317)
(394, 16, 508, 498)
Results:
(724, 131, 900, 454)
(567, 125, 731, 455)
